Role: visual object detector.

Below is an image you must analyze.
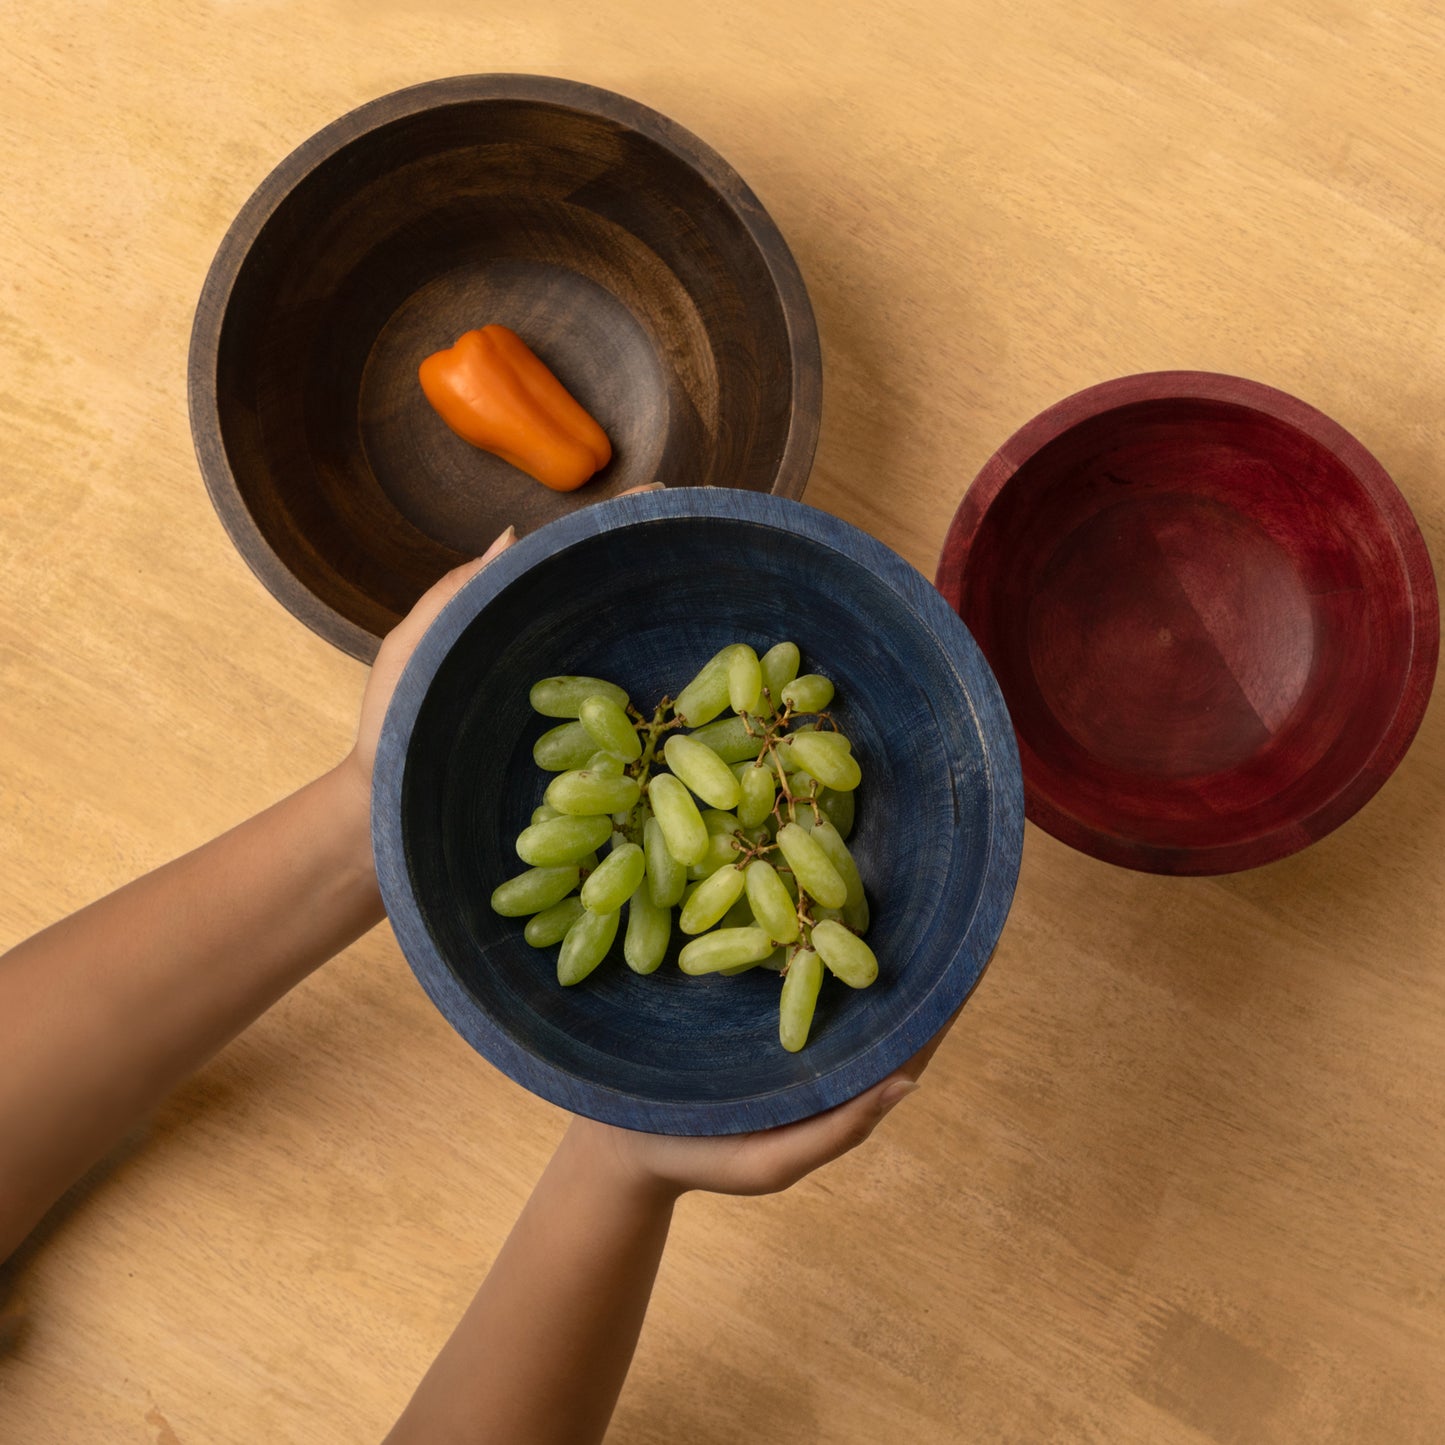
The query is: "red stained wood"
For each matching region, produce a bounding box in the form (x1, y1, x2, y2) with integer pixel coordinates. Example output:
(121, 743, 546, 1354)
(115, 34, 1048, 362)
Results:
(935, 371, 1439, 874)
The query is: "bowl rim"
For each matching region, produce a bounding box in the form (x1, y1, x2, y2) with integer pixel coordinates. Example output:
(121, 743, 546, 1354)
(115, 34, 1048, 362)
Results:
(372, 488, 1025, 1134)
(935, 369, 1441, 875)
(187, 73, 824, 663)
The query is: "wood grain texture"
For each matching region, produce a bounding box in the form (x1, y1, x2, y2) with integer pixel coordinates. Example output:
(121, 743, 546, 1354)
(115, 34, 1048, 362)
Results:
(2, 3, 1444, 1443)
(936, 371, 1438, 873)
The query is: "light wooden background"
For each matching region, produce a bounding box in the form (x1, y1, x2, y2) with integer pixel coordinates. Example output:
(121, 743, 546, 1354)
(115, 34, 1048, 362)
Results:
(3, 3, 1443, 1442)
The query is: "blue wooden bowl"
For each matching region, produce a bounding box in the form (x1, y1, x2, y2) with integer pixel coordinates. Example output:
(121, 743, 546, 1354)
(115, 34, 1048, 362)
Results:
(372, 490, 1023, 1134)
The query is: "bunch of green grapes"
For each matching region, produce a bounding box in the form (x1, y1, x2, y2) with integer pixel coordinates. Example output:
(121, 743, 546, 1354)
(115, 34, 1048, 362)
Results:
(490, 642, 876, 1052)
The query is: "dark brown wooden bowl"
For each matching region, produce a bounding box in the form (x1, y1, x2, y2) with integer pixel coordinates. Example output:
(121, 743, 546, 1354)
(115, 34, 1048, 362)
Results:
(936, 372, 1439, 874)
(188, 75, 822, 660)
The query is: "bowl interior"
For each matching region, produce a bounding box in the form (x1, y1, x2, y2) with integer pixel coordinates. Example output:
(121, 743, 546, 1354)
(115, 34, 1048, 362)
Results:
(199, 81, 816, 657)
(954, 394, 1424, 864)
(391, 504, 1017, 1131)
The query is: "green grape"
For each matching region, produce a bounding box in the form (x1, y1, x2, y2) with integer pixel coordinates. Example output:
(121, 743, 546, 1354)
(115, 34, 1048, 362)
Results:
(779, 947, 823, 1052)
(647, 773, 708, 866)
(745, 860, 799, 944)
(810, 919, 878, 988)
(727, 643, 762, 715)
(811, 819, 869, 931)
(491, 864, 582, 917)
(531, 675, 629, 718)
(687, 715, 759, 763)
(816, 786, 855, 840)
(720, 893, 755, 930)
(787, 769, 819, 801)
(524, 896, 586, 947)
(673, 646, 734, 726)
(786, 731, 862, 792)
(734, 761, 776, 828)
(780, 674, 835, 714)
(579, 695, 642, 761)
(687, 832, 742, 879)
(663, 734, 741, 810)
(624, 885, 671, 975)
(778, 723, 816, 772)
(774, 822, 848, 909)
(719, 933, 770, 973)
(758, 641, 800, 715)
(678, 926, 774, 975)
(515, 813, 613, 867)
(514, 648, 874, 1042)
(643, 817, 687, 907)
(545, 769, 641, 817)
(679, 865, 746, 933)
(580, 842, 645, 913)
(534, 721, 597, 772)
(557, 907, 620, 985)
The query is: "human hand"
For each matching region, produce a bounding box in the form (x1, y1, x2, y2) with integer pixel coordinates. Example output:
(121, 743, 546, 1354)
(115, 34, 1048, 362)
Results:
(568, 1010, 959, 1202)
(347, 527, 519, 790)
(346, 485, 665, 790)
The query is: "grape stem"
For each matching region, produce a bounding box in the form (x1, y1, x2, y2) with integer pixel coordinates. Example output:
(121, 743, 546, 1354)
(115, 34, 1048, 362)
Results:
(629, 701, 683, 790)
(613, 690, 835, 961)
(616, 700, 685, 845)
(780, 894, 818, 974)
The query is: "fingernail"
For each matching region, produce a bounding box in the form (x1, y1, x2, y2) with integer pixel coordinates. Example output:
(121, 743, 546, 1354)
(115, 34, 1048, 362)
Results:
(637, 482, 667, 492)
(878, 1080, 920, 1115)
(481, 525, 517, 561)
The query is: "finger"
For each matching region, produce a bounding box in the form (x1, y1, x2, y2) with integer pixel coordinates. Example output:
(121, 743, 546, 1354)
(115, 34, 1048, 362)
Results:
(434, 525, 517, 602)
(740, 1072, 919, 1188)
(388, 527, 518, 648)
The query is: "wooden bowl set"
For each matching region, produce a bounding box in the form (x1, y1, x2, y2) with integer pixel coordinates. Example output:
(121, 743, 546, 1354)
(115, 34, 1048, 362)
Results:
(189, 75, 1438, 1131)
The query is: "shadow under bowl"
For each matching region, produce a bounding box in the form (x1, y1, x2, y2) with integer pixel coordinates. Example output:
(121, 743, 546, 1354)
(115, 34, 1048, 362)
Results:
(936, 371, 1438, 874)
(189, 75, 821, 660)
(373, 490, 1023, 1134)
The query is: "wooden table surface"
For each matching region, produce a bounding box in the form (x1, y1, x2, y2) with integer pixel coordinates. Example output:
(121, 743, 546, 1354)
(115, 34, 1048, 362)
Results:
(3, 4, 1442, 1442)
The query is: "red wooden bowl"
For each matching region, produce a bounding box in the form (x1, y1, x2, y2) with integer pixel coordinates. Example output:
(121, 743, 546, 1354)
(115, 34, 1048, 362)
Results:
(936, 371, 1439, 874)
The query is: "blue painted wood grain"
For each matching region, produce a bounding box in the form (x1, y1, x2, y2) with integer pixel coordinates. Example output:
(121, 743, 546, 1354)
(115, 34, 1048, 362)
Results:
(372, 489, 1024, 1135)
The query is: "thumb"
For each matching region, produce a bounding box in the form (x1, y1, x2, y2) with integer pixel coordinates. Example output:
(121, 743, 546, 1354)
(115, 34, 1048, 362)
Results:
(431, 525, 517, 606)
(397, 526, 518, 643)
(748, 1071, 922, 1186)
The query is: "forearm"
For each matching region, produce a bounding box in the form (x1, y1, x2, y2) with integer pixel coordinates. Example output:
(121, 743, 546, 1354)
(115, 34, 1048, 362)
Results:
(0, 760, 384, 1259)
(387, 1121, 679, 1445)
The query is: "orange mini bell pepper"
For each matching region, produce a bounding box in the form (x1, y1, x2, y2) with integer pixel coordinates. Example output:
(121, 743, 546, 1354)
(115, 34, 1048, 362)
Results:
(418, 325, 612, 491)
